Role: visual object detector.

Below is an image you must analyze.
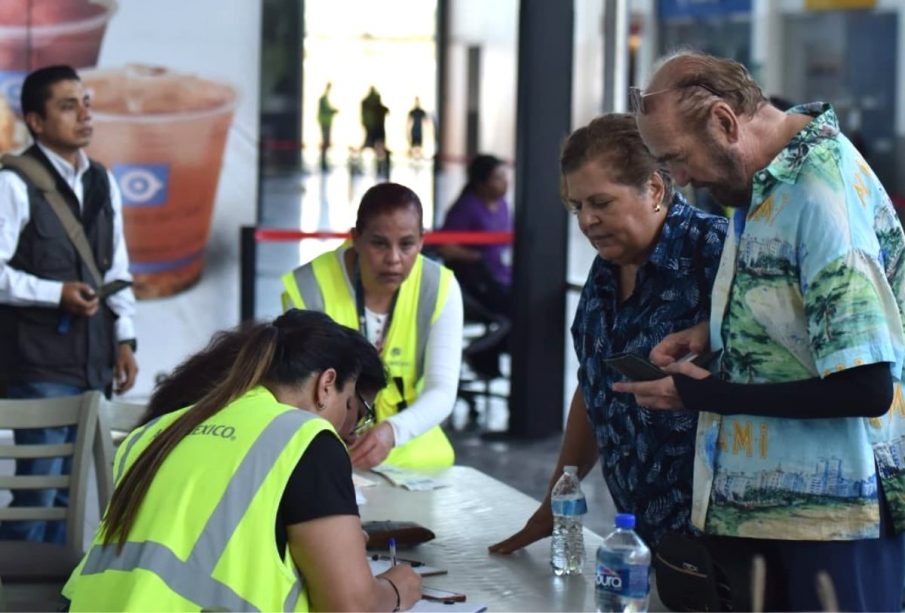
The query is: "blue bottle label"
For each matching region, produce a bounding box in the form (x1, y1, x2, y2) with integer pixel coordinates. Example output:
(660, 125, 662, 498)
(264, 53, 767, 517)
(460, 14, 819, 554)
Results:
(551, 497, 587, 516)
(596, 560, 649, 599)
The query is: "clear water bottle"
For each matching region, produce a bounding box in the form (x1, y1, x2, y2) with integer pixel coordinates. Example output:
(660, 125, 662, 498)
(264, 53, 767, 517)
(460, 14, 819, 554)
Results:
(550, 465, 587, 576)
(595, 513, 651, 612)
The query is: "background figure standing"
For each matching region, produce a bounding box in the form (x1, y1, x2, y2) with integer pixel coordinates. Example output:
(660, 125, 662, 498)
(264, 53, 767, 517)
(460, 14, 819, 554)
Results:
(407, 97, 427, 159)
(0, 65, 138, 544)
(439, 154, 512, 380)
(317, 82, 338, 171)
(361, 86, 390, 179)
(361, 86, 388, 150)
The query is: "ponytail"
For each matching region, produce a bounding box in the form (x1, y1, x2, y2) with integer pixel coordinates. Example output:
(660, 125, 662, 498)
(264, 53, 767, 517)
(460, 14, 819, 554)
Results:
(101, 325, 279, 551)
(101, 310, 385, 552)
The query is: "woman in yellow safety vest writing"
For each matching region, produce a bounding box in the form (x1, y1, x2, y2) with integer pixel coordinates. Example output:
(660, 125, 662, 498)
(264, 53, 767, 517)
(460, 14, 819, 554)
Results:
(282, 183, 463, 469)
(63, 309, 422, 611)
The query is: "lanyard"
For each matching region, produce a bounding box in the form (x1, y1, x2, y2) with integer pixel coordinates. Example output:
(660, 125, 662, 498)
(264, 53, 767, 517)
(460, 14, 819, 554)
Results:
(353, 258, 399, 354)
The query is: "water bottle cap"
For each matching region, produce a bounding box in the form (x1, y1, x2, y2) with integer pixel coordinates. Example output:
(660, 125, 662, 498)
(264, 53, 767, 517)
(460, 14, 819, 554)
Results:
(614, 513, 635, 529)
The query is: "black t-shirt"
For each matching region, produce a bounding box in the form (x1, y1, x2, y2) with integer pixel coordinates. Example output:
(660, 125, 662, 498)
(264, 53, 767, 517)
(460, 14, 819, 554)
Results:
(275, 431, 359, 558)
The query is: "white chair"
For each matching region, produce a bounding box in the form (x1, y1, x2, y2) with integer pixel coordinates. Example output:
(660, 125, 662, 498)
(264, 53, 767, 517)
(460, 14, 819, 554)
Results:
(0, 391, 101, 611)
(93, 396, 147, 512)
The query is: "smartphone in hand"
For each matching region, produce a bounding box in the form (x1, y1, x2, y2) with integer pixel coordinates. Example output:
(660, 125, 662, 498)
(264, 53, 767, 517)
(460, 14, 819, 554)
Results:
(603, 353, 668, 381)
(97, 279, 133, 300)
(604, 349, 722, 381)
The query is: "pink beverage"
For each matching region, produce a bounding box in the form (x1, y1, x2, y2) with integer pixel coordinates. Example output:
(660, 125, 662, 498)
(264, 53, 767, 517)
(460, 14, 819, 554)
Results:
(0, 0, 117, 135)
(83, 65, 237, 298)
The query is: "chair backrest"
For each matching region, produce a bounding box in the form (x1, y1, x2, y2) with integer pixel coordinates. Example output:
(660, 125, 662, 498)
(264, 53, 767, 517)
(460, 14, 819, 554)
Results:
(93, 397, 147, 512)
(0, 391, 101, 553)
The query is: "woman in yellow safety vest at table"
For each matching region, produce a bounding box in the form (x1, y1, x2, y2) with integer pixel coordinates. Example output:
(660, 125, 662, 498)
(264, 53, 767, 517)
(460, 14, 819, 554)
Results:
(282, 182, 463, 469)
(63, 310, 422, 612)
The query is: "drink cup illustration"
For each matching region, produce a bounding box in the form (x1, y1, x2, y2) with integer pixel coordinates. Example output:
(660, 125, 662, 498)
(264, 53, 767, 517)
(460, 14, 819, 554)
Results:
(0, 0, 117, 106)
(83, 65, 237, 298)
(0, 0, 117, 143)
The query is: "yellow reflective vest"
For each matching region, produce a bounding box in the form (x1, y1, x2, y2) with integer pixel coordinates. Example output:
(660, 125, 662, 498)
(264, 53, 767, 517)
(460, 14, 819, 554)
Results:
(64, 386, 332, 612)
(282, 247, 455, 468)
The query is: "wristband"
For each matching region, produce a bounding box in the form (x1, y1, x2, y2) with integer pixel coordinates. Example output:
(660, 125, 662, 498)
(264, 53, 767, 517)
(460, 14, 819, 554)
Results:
(380, 576, 401, 612)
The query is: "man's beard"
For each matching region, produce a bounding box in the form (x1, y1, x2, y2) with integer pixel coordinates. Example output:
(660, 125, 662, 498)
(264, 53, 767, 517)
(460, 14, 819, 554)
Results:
(697, 143, 751, 208)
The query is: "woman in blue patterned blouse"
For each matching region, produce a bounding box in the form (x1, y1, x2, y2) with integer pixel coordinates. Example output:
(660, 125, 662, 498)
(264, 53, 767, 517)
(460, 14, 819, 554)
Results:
(490, 114, 727, 552)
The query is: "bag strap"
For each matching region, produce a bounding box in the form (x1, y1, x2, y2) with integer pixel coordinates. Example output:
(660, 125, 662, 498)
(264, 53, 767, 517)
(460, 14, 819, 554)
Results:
(1, 153, 102, 286)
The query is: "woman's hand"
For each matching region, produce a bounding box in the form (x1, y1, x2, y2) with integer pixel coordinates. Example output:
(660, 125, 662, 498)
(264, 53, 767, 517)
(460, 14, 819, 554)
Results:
(649, 321, 710, 367)
(488, 504, 553, 554)
(349, 422, 395, 469)
(612, 360, 710, 410)
(378, 565, 422, 612)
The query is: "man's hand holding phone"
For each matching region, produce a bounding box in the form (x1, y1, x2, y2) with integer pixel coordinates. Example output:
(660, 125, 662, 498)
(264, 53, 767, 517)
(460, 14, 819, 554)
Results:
(61, 281, 99, 316)
(604, 349, 721, 382)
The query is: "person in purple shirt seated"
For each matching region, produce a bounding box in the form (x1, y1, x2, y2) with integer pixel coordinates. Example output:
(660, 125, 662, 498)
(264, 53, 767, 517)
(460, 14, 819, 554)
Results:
(439, 154, 512, 379)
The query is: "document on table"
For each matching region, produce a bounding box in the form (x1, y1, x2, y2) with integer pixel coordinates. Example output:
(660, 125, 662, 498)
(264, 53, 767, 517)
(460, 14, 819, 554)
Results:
(409, 600, 487, 612)
(370, 465, 447, 491)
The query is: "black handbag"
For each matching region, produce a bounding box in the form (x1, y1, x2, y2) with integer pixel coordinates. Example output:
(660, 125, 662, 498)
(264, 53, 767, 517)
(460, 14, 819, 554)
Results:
(653, 533, 731, 611)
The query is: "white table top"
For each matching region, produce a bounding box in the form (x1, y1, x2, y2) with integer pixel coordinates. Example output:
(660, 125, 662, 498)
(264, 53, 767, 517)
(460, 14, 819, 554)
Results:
(359, 465, 604, 612)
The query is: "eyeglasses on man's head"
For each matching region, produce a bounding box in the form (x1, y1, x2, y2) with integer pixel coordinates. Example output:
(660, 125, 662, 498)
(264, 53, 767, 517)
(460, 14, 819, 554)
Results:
(629, 82, 722, 115)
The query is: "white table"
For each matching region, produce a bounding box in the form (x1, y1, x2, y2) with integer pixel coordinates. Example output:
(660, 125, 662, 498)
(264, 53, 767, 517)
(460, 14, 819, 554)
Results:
(360, 465, 605, 612)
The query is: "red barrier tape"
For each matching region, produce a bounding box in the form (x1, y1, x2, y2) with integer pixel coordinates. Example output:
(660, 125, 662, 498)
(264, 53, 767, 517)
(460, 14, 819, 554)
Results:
(254, 228, 513, 245)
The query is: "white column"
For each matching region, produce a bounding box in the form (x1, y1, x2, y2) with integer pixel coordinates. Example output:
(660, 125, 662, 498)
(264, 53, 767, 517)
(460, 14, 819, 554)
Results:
(572, 0, 604, 127)
(752, 0, 784, 96)
(602, 0, 630, 111)
(634, 0, 658, 88)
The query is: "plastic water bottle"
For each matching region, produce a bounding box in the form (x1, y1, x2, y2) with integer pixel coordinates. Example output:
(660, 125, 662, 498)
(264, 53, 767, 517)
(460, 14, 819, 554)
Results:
(595, 513, 651, 612)
(550, 465, 586, 576)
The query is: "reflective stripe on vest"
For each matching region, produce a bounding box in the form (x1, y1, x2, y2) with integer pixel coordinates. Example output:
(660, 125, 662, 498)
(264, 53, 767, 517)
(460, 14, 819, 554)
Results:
(115, 416, 161, 482)
(283, 249, 444, 381)
(288, 264, 324, 312)
(81, 408, 314, 612)
(415, 259, 440, 378)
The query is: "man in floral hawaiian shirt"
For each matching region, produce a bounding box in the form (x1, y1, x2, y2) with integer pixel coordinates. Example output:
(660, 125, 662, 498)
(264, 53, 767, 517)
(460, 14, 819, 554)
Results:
(617, 51, 905, 611)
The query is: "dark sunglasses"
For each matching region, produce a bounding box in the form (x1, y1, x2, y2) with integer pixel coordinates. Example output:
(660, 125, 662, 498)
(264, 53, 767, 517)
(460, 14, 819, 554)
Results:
(353, 391, 376, 436)
(629, 82, 722, 114)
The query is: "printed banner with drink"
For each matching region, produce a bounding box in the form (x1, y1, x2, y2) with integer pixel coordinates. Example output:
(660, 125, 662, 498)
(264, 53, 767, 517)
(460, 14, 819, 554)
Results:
(0, 0, 260, 397)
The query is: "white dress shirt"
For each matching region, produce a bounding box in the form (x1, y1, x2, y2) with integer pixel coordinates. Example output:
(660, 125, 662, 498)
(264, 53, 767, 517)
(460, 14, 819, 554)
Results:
(0, 142, 136, 341)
